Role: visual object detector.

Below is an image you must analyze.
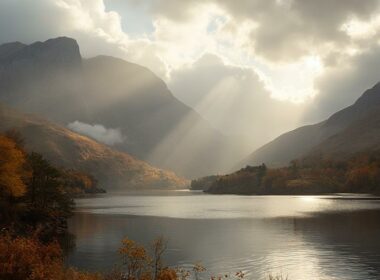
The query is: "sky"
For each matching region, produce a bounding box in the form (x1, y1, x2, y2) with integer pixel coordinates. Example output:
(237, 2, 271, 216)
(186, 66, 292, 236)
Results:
(1, 0, 380, 148)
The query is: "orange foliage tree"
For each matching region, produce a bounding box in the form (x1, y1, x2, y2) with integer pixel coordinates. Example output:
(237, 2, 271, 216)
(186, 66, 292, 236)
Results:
(0, 233, 102, 280)
(0, 134, 29, 198)
(115, 236, 180, 280)
(0, 134, 30, 224)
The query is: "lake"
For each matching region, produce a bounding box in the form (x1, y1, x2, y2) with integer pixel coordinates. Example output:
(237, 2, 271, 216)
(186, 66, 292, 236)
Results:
(67, 191, 380, 280)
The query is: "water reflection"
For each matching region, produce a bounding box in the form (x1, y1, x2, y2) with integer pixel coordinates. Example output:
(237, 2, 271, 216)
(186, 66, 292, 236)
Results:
(68, 194, 380, 280)
(74, 193, 380, 219)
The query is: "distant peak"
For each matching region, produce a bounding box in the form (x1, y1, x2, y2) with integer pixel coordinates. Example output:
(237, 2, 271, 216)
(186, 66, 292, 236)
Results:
(1, 36, 83, 68)
(0, 41, 26, 49)
(0, 41, 26, 60)
(28, 36, 80, 55)
(42, 36, 79, 48)
(355, 81, 380, 106)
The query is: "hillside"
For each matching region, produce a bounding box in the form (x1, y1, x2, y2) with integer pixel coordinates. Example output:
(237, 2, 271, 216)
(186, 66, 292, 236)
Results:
(309, 108, 380, 159)
(203, 153, 380, 195)
(0, 103, 187, 190)
(241, 82, 380, 167)
(0, 37, 234, 178)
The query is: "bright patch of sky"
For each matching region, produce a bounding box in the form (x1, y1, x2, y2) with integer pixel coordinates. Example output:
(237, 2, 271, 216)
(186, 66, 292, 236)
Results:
(105, 0, 154, 37)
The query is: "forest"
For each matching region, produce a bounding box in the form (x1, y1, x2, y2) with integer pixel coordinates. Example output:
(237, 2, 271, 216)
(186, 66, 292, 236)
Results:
(195, 153, 380, 195)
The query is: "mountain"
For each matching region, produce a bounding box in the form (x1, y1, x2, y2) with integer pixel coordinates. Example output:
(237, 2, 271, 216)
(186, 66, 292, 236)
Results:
(80, 56, 230, 178)
(241, 82, 380, 167)
(0, 37, 234, 178)
(0, 103, 187, 190)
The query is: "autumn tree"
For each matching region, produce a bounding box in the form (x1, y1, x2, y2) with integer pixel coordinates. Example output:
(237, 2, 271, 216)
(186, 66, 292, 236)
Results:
(62, 169, 102, 195)
(116, 236, 182, 280)
(119, 237, 151, 279)
(151, 237, 168, 280)
(0, 233, 102, 280)
(346, 165, 380, 193)
(0, 233, 63, 280)
(0, 134, 28, 198)
(0, 134, 30, 225)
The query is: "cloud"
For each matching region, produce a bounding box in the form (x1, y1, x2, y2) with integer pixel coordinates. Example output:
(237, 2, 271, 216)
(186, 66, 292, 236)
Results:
(135, 0, 380, 63)
(223, 0, 380, 62)
(2, 0, 380, 75)
(68, 121, 124, 145)
(103, 0, 380, 105)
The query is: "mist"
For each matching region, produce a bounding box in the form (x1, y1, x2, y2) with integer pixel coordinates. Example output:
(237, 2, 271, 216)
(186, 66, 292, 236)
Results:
(68, 121, 124, 146)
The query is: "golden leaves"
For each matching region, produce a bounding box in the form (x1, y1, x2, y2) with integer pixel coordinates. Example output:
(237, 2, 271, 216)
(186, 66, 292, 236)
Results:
(0, 135, 29, 197)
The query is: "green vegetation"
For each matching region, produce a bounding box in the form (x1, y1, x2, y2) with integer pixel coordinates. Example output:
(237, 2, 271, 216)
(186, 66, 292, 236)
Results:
(202, 154, 380, 195)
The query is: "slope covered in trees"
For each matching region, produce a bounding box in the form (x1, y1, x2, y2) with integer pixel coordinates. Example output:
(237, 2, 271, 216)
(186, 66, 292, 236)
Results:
(202, 153, 380, 195)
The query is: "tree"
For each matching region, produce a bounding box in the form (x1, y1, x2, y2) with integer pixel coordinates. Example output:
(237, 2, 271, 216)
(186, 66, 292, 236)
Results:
(0, 233, 62, 280)
(151, 237, 168, 280)
(0, 233, 102, 280)
(23, 153, 74, 239)
(0, 135, 30, 225)
(0, 135, 29, 198)
(119, 237, 150, 280)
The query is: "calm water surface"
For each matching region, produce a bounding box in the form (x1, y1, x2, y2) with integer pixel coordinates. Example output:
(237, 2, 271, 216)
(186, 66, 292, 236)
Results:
(67, 191, 380, 280)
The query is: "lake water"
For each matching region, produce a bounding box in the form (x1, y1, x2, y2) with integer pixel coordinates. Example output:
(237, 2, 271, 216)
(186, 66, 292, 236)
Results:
(67, 191, 380, 280)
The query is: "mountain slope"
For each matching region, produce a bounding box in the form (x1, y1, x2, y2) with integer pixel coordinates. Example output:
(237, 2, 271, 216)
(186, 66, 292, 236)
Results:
(309, 108, 380, 159)
(0, 37, 233, 178)
(241, 82, 380, 167)
(80, 56, 230, 177)
(0, 103, 187, 190)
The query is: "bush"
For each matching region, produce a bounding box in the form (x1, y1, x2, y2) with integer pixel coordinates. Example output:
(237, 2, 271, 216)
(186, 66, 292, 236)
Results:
(0, 232, 102, 280)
